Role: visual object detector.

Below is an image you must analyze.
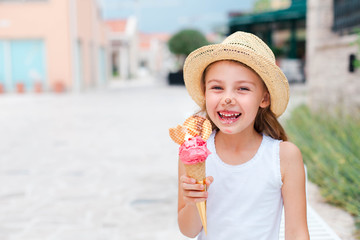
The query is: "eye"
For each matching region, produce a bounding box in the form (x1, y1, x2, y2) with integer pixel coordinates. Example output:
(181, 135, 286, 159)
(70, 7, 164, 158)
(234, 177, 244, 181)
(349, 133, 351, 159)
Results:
(211, 86, 223, 90)
(238, 87, 249, 91)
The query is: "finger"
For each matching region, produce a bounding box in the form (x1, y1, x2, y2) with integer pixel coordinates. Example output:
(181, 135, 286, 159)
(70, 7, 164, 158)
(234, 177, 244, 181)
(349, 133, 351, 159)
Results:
(182, 182, 205, 191)
(180, 175, 196, 184)
(184, 196, 208, 203)
(205, 176, 214, 187)
(184, 190, 208, 199)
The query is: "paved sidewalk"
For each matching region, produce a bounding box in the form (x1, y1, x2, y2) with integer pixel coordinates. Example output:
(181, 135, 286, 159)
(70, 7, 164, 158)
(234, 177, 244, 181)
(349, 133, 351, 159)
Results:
(0, 81, 355, 239)
(0, 83, 193, 240)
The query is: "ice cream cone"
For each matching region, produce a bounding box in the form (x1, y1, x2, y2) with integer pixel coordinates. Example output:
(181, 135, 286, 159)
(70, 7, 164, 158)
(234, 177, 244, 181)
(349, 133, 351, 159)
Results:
(184, 163, 207, 234)
(184, 161, 206, 180)
(169, 115, 212, 234)
(196, 200, 207, 235)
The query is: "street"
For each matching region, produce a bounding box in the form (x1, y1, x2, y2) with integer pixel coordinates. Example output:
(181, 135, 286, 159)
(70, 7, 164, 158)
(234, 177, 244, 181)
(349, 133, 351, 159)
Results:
(0, 83, 197, 240)
(1, 81, 349, 240)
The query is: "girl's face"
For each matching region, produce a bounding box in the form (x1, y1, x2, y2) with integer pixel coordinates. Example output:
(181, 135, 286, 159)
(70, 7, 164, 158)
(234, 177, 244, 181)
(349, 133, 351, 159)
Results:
(204, 61, 270, 135)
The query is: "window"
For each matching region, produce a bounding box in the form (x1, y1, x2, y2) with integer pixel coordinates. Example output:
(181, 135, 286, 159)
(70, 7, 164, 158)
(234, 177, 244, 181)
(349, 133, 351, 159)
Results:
(333, 0, 360, 33)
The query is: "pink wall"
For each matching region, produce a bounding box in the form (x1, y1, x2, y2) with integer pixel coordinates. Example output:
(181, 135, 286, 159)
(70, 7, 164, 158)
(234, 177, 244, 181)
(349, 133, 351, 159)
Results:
(76, 0, 107, 88)
(0, 0, 72, 90)
(0, 0, 108, 92)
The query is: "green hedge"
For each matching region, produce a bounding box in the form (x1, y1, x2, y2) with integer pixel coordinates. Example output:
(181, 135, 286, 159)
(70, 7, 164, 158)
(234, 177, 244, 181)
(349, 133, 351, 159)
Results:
(285, 105, 360, 236)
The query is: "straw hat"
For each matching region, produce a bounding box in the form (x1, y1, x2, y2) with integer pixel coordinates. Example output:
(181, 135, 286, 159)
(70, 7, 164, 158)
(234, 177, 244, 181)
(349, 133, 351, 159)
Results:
(183, 31, 289, 117)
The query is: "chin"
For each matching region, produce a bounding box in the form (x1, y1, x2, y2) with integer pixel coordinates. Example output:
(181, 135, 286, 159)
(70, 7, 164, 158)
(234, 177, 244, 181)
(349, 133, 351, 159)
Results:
(218, 127, 236, 134)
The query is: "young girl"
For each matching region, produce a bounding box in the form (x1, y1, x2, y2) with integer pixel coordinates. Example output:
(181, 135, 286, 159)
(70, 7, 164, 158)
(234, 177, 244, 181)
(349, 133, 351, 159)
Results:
(178, 32, 309, 239)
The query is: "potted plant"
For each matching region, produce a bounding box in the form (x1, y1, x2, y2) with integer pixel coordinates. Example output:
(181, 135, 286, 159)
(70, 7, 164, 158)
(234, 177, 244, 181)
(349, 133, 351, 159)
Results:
(16, 82, 25, 93)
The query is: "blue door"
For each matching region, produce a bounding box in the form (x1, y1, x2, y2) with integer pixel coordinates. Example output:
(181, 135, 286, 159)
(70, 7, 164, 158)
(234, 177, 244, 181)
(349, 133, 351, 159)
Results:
(10, 40, 46, 90)
(0, 41, 5, 87)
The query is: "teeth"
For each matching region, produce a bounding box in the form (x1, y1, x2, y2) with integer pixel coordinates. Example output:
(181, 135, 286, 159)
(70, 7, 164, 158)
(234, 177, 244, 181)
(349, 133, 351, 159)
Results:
(219, 112, 240, 117)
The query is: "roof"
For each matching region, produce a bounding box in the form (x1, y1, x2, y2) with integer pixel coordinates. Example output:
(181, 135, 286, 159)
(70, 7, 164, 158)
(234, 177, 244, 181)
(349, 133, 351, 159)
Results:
(105, 17, 137, 38)
(139, 33, 170, 50)
(229, 0, 306, 27)
(105, 20, 128, 33)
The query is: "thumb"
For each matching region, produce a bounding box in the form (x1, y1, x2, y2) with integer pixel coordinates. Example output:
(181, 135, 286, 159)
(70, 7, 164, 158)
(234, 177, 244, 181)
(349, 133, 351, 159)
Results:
(205, 176, 214, 189)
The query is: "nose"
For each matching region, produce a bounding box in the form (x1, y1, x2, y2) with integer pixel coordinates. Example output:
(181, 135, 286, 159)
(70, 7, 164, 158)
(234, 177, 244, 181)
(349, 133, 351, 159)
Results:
(221, 90, 236, 106)
(222, 96, 235, 105)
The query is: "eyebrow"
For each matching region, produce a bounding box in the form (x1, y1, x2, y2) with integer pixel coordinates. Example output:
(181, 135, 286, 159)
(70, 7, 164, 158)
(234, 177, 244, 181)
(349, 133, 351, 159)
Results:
(205, 79, 220, 85)
(206, 79, 256, 86)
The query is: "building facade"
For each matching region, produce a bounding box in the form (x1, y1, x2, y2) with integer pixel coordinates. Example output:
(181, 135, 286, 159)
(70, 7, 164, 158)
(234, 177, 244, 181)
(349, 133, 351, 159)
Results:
(0, 0, 108, 93)
(306, 0, 360, 116)
(106, 17, 138, 80)
(106, 18, 171, 82)
(138, 32, 170, 78)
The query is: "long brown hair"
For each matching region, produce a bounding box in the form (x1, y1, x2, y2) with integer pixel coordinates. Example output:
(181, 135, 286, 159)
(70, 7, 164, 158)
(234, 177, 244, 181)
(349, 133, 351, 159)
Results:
(199, 60, 288, 141)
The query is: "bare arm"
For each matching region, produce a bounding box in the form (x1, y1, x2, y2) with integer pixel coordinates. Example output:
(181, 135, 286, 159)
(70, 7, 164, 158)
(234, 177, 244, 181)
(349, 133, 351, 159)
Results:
(280, 141, 310, 240)
(177, 159, 213, 238)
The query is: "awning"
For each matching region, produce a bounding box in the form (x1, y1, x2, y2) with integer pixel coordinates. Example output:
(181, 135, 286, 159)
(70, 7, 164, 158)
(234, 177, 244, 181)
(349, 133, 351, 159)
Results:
(229, 0, 306, 28)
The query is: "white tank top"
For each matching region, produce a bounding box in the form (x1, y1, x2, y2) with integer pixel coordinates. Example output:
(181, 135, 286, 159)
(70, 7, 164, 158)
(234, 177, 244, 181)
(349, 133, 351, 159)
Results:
(198, 131, 283, 240)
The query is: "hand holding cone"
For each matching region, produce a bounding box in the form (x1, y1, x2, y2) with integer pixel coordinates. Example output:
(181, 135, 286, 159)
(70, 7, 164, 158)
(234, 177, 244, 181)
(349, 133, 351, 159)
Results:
(169, 115, 212, 235)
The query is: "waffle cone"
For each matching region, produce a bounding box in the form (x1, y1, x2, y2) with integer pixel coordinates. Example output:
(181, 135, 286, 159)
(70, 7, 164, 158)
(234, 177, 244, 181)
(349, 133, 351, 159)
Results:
(196, 201, 207, 235)
(169, 125, 187, 145)
(184, 162, 207, 235)
(169, 115, 212, 146)
(184, 161, 206, 182)
(184, 116, 212, 141)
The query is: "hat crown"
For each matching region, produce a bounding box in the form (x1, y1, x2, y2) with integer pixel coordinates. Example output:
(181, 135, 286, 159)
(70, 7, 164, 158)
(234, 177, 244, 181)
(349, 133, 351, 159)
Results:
(222, 32, 275, 64)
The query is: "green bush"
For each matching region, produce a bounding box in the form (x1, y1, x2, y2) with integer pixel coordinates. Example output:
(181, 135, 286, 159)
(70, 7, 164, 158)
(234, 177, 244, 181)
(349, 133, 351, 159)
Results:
(285, 105, 360, 236)
(352, 28, 360, 69)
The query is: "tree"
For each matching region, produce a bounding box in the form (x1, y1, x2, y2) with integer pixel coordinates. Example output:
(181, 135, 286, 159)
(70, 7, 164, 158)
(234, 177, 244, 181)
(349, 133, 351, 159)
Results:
(168, 29, 209, 71)
(253, 0, 272, 12)
(253, 0, 290, 13)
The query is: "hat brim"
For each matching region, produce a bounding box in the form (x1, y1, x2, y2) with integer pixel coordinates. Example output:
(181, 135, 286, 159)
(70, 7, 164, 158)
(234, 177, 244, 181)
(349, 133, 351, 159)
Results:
(183, 43, 289, 117)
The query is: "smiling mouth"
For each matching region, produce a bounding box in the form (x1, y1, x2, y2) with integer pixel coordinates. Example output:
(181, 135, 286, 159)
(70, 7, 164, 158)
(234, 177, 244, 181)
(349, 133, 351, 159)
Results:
(218, 112, 241, 120)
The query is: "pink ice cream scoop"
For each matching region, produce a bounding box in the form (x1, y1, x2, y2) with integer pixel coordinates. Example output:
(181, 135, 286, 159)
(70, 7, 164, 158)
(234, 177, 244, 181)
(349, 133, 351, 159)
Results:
(179, 136, 211, 165)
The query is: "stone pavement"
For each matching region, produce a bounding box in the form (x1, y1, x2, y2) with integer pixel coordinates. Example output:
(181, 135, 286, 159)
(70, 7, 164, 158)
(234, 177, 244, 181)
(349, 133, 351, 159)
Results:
(0, 82, 194, 240)
(0, 79, 355, 239)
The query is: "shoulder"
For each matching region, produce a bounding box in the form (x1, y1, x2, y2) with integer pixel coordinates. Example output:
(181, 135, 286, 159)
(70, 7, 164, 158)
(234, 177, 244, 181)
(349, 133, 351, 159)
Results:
(279, 141, 302, 160)
(279, 141, 304, 181)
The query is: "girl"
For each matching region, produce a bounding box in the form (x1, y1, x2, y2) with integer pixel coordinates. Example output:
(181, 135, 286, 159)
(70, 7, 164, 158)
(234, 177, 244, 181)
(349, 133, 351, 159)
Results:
(177, 32, 309, 239)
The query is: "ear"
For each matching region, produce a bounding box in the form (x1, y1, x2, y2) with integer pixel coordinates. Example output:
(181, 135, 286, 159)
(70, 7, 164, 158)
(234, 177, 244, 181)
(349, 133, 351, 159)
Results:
(259, 92, 270, 108)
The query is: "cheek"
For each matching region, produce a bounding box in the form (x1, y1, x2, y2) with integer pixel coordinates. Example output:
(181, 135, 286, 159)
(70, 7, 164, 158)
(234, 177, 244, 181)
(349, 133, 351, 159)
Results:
(205, 93, 218, 113)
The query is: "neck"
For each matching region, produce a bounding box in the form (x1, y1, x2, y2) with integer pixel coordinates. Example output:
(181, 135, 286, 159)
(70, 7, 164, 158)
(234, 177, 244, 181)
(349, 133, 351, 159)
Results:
(216, 127, 262, 152)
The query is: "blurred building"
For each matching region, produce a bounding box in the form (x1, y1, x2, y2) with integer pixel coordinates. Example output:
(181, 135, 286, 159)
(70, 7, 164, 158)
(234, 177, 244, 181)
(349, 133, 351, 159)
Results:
(307, 0, 360, 116)
(138, 33, 170, 78)
(228, 0, 306, 83)
(105, 17, 138, 80)
(106, 17, 171, 81)
(0, 0, 108, 93)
